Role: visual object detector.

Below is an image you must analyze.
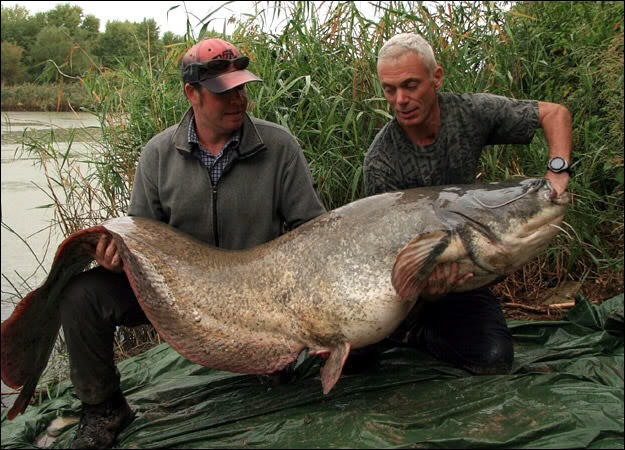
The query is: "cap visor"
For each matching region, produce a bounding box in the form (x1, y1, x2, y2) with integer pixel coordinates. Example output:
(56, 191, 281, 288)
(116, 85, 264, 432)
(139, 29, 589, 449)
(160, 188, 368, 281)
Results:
(200, 70, 262, 93)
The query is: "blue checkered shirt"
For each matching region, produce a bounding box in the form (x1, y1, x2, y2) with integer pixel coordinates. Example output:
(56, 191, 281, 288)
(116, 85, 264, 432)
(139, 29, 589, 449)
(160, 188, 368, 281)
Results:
(188, 117, 240, 185)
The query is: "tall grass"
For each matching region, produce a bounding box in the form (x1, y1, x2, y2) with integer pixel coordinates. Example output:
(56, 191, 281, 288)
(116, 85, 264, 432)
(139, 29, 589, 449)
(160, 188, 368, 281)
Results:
(8, 1, 625, 294)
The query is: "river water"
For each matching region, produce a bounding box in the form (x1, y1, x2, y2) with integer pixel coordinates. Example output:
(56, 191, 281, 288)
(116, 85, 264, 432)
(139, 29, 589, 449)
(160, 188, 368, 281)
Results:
(1, 110, 101, 413)
(1, 111, 100, 312)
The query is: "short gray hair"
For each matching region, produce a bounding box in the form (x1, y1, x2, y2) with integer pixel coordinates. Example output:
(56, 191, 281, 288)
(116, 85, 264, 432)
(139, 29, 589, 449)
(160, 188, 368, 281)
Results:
(378, 33, 438, 76)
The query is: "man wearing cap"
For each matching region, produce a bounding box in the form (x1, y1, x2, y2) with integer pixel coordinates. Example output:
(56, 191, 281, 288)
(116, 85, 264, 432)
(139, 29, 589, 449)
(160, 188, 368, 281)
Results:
(58, 38, 325, 448)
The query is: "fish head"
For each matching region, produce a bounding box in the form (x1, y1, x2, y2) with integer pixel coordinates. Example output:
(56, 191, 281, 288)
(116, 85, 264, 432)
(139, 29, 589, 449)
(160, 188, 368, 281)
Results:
(441, 178, 569, 275)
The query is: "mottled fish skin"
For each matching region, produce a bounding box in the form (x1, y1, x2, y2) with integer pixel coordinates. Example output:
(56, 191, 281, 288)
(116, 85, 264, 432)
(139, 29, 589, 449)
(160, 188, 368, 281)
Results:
(1, 178, 568, 419)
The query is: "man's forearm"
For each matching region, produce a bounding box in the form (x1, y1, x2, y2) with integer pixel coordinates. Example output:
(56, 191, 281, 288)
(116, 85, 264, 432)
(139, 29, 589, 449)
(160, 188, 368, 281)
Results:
(538, 101, 573, 162)
(538, 101, 572, 193)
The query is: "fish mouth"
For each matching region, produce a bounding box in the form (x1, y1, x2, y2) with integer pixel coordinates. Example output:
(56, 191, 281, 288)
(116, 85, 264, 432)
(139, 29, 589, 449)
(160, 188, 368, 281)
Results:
(452, 180, 570, 275)
(466, 210, 566, 276)
(518, 183, 569, 239)
(505, 207, 567, 274)
(542, 177, 570, 206)
(517, 210, 566, 239)
(516, 216, 565, 252)
(552, 190, 570, 206)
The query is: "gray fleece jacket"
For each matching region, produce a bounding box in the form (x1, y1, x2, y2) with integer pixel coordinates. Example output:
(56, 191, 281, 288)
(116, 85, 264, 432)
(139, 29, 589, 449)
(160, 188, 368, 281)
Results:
(129, 107, 325, 249)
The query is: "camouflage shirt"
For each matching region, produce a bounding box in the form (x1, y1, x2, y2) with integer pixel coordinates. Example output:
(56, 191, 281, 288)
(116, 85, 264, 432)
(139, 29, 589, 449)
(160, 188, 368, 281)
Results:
(363, 92, 539, 196)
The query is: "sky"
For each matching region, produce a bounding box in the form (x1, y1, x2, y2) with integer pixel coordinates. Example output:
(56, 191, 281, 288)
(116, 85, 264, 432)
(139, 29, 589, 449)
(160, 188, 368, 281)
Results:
(0, 1, 278, 36)
(1, 1, 380, 37)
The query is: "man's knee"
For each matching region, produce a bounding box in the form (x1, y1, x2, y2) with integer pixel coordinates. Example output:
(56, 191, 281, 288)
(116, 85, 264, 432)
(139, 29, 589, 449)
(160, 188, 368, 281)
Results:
(59, 267, 139, 327)
(59, 270, 101, 323)
(424, 288, 514, 374)
(468, 335, 514, 375)
(419, 323, 514, 375)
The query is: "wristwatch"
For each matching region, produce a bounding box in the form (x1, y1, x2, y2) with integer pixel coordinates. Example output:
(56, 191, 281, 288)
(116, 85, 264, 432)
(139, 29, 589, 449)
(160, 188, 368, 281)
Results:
(548, 156, 570, 174)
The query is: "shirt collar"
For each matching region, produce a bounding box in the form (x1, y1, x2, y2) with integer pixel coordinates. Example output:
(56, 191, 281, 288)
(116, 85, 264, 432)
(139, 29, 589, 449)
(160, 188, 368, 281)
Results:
(188, 116, 241, 155)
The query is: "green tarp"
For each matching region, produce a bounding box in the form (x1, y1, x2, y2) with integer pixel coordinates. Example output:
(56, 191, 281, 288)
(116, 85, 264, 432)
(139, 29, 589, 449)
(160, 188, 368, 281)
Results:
(2, 295, 623, 449)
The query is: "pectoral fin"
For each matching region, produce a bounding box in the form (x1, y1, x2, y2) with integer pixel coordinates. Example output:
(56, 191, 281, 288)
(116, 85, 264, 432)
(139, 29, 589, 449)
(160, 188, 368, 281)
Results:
(319, 341, 350, 395)
(391, 230, 467, 300)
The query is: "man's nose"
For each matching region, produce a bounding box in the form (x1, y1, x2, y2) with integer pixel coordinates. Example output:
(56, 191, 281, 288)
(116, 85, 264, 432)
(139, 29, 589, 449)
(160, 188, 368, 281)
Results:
(395, 88, 409, 105)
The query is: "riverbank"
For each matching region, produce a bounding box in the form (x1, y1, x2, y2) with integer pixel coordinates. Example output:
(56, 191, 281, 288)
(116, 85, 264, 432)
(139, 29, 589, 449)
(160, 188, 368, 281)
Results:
(0, 82, 91, 112)
(1, 126, 101, 144)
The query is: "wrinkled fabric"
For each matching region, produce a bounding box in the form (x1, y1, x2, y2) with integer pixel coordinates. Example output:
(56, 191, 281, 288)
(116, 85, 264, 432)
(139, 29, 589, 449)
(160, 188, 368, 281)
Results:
(2, 294, 622, 449)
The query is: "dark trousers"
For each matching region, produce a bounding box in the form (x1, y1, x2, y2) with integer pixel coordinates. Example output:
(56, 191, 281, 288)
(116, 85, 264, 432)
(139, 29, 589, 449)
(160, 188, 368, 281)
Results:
(387, 287, 514, 374)
(59, 267, 149, 405)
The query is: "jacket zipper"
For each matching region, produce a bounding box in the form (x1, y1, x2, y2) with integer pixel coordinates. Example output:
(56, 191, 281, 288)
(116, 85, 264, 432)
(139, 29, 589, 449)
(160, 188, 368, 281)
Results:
(211, 144, 265, 248)
(212, 185, 219, 247)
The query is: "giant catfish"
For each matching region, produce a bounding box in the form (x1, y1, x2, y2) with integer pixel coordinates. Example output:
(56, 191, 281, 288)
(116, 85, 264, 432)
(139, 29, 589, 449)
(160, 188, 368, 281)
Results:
(1, 177, 569, 419)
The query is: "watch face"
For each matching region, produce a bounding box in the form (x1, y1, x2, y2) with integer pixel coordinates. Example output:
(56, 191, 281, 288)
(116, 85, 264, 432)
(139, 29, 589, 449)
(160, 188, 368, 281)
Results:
(550, 157, 566, 171)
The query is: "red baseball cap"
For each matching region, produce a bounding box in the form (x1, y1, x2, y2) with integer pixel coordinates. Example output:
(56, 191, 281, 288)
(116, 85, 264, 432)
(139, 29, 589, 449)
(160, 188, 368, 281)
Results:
(181, 38, 261, 93)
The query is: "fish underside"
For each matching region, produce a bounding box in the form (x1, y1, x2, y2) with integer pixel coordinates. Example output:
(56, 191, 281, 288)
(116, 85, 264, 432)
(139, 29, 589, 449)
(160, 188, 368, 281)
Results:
(1, 178, 568, 419)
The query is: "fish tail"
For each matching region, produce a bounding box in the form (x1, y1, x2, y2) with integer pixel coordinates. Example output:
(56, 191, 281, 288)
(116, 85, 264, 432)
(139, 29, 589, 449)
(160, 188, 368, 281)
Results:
(6, 374, 40, 420)
(319, 341, 351, 395)
(1, 226, 105, 419)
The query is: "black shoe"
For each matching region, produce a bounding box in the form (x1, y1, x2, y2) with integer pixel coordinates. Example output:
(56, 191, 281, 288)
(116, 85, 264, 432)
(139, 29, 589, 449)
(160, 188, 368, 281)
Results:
(71, 390, 135, 449)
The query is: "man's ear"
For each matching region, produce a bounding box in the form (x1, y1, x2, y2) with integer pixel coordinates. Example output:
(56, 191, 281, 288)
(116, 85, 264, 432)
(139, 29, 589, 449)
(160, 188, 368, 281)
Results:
(433, 66, 443, 90)
(184, 83, 199, 103)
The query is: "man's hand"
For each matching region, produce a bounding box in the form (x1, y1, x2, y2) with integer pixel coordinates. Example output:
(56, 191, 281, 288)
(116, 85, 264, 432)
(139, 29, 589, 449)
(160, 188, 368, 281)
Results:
(95, 235, 124, 273)
(545, 170, 570, 196)
(422, 262, 472, 300)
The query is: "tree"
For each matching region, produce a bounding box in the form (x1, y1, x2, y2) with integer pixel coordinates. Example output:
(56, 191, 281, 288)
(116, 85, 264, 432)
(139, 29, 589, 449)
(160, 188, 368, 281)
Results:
(94, 20, 141, 67)
(1, 41, 27, 85)
(136, 18, 164, 59)
(1, 4, 29, 42)
(1, 5, 46, 52)
(46, 3, 83, 34)
(29, 25, 93, 81)
(162, 31, 185, 47)
(80, 14, 100, 40)
(94, 18, 163, 68)
(72, 14, 100, 56)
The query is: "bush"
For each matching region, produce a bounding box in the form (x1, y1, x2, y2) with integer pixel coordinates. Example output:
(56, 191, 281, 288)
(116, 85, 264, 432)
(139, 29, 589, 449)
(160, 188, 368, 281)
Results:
(0, 81, 91, 111)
